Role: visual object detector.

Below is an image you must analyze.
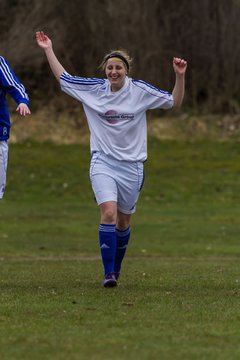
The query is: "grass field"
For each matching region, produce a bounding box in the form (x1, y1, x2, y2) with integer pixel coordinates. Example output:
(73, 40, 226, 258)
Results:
(0, 139, 240, 359)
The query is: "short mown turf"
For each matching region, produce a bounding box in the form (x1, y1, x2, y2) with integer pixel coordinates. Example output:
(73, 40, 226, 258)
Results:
(0, 140, 240, 359)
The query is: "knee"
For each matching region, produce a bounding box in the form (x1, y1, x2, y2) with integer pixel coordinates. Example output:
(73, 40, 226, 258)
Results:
(117, 218, 130, 231)
(101, 208, 117, 224)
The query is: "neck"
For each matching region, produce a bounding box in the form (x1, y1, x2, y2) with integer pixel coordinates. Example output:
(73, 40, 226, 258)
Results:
(111, 85, 122, 92)
(110, 78, 126, 92)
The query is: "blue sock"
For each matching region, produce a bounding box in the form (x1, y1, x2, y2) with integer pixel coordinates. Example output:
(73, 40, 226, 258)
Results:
(114, 227, 131, 273)
(99, 224, 116, 276)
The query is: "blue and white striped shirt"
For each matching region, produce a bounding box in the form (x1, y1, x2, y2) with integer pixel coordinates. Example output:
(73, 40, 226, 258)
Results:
(0, 56, 29, 140)
(60, 73, 173, 161)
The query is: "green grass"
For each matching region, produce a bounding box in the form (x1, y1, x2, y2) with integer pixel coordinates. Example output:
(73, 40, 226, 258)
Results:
(0, 140, 240, 359)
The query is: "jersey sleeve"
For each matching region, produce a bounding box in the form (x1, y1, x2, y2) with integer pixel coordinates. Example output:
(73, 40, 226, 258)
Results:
(60, 72, 105, 102)
(132, 79, 173, 110)
(0, 57, 29, 105)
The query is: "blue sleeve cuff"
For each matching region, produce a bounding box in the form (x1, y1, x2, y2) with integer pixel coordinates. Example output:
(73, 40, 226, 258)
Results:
(17, 98, 30, 106)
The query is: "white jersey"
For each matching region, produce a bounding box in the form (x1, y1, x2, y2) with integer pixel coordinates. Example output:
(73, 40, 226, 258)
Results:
(60, 73, 173, 161)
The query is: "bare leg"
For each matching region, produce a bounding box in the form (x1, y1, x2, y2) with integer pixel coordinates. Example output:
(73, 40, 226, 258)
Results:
(117, 210, 131, 230)
(100, 201, 117, 224)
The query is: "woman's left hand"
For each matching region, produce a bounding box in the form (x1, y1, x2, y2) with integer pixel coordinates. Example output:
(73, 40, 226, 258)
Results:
(173, 57, 187, 76)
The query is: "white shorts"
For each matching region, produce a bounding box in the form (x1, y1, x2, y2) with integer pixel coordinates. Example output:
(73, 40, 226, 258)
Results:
(0, 140, 8, 200)
(89, 152, 144, 214)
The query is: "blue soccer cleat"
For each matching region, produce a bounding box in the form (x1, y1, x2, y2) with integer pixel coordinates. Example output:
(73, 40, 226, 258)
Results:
(114, 272, 120, 281)
(102, 272, 117, 288)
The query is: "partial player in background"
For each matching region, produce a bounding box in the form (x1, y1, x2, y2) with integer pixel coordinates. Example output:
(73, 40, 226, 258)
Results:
(36, 30, 187, 288)
(0, 56, 31, 200)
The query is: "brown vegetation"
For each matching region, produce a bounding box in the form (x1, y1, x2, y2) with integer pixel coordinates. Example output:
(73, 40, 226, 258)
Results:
(0, 0, 240, 114)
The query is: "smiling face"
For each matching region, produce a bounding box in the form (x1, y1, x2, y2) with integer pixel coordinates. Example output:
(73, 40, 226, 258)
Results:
(105, 58, 128, 92)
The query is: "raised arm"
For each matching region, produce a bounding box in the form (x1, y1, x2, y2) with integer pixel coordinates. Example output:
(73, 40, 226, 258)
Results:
(35, 31, 65, 82)
(172, 57, 187, 108)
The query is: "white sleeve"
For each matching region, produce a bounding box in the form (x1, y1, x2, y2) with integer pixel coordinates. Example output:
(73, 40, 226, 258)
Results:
(60, 72, 105, 102)
(132, 79, 174, 110)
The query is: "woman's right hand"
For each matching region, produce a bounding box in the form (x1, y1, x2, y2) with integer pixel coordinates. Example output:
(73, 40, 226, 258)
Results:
(35, 31, 52, 50)
(35, 31, 65, 81)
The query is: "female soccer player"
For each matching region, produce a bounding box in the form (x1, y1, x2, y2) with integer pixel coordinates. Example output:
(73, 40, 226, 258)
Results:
(0, 56, 30, 200)
(36, 31, 187, 288)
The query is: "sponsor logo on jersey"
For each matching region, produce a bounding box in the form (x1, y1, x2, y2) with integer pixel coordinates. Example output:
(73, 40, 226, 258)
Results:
(98, 110, 134, 124)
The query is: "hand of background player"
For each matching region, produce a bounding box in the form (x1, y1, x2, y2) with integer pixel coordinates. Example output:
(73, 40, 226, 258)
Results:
(173, 57, 187, 76)
(16, 103, 31, 116)
(35, 31, 52, 50)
